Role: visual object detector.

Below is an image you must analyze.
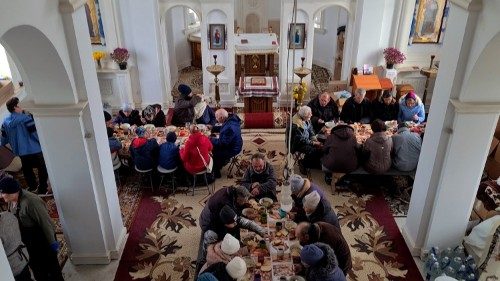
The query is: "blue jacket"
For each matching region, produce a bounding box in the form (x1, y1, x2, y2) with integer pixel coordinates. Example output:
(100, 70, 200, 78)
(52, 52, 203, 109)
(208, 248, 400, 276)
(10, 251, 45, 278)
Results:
(129, 137, 159, 170)
(1, 112, 42, 156)
(398, 95, 425, 124)
(109, 137, 122, 153)
(211, 114, 242, 158)
(158, 142, 179, 170)
(196, 106, 216, 126)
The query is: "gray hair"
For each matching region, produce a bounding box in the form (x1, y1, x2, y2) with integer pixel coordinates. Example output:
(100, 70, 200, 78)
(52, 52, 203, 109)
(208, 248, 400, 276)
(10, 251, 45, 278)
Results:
(122, 103, 134, 112)
(298, 106, 312, 119)
(355, 88, 366, 96)
(215, 108, 229, 119)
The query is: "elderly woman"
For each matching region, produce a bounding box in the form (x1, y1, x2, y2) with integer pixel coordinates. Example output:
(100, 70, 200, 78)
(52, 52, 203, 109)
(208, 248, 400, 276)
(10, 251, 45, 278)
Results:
(398, 91, 425, 124)
(371, 90, 399, 121)
(129, 126, 159, 170)
(180, 124, 213, 175)
(340, 88, 371, 124)
(289, 106, 323, 173)
(362, 119, 392, 174)
(114, 103, 143, 126)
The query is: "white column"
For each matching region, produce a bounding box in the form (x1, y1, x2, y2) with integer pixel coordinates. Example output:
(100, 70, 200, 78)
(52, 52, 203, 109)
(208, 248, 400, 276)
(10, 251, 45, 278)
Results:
(0, 240, 14, 281)
(403, 0, 483, 255)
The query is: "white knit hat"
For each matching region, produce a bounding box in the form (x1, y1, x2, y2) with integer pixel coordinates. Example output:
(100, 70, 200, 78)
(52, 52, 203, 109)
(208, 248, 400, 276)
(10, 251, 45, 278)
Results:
(220, 234, 240, 255)
(226, 256, 247, 279)
(303, 190, 321, 212)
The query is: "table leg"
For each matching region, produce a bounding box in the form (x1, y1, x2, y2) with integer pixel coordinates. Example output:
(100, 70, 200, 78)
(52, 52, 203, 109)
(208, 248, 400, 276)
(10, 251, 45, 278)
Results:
(422, 77, 430, 106)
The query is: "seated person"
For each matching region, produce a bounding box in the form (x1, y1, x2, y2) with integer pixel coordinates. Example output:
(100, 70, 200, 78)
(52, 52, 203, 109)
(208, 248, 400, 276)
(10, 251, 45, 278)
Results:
(321, 124, 359, 185)
(114, 103, 143, 126)
(289, 106, 323, 172)
(171, 84, 202, 127)
(240, 153, 277, 201)
(362, 119, 392, 174)
(199, 234, 243, 274)
(307, 92, 340, 133)
(398, 91, 425, 124)
(340, 88, 371, 124)
(143, 104, 166, 127)
(391, 122, 422, 171)
(300, 243, 347, 281)
(158, 132, 180, 170)
(193, 92, 216, 126)
(210, 109, 243, 179)
(303, 190, 340, 227)
(371, 90, 399, 121)
(107, 127, 122, 153)
(202, 257, 247, 281)
(129, 126, 159, 170)
(104, 110, 113, 128)
(180, 125, 213, 175)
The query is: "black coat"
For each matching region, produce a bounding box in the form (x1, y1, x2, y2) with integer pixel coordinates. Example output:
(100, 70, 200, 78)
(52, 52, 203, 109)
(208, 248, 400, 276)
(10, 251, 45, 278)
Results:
(339, 97, 371, 124)
(316, 222, 352, 275)
(307, 97, 340, 132)
(199, 187, 242, 236)
(171, 95, 201, 126)
(152, 110, 166, 127)
(114, 110, 143, 127)
(321, 125, 358, 173)
(305, 242, 347, 281)
(240, 162, 277, 200)
(371, 99, 399, 121)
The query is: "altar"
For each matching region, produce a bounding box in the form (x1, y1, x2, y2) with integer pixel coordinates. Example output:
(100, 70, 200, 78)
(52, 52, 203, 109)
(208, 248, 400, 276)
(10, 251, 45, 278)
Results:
(235, 33, 279, 82)
(238, 76, 279, 113)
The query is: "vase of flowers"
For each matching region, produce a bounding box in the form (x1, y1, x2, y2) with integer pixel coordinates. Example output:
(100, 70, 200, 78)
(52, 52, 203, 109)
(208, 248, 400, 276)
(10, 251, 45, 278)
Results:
(92, 51, 106, 68)
(110, 47, 130, 70)
(292, 81, 307, 107)
(383, 47, 406, 69)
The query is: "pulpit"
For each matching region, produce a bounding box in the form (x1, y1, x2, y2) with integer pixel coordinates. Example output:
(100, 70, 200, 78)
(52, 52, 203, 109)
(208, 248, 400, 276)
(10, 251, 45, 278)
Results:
(238, 76, 279, 113)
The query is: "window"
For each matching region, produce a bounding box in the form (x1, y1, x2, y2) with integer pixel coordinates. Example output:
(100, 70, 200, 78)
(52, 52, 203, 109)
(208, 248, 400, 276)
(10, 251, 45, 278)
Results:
(185, 8, 200, 30)
(0, 44, 12, 79)
(314, 11, 326, 34)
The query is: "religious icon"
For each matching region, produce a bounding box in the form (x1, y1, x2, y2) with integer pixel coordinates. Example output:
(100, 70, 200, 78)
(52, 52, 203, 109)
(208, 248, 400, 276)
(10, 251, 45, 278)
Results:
(410, 0, 449, 44)
(288, 23, 306, 49)
(209, 24, 226, 50)
(84, 0, 106, 45)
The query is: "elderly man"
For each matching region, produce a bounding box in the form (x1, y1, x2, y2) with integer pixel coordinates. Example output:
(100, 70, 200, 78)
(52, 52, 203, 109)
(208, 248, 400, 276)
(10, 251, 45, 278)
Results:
(307, 92, 339, 133)
(240, 153, 277, 200)
(0, 177, 63, 281)
(210, 109, 243, 178)
(171, 84, 202, 127)
(1, 97, 49, 194)
(289, 106, 322, 173)
(391, 122, 422, 171)
(340, 88, 371, 124)
(114, 103, 143, 126)
(296, 221, 352, 275)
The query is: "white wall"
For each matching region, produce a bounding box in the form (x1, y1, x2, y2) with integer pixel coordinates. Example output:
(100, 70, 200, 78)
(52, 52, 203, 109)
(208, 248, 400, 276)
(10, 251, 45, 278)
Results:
(268, 0, 281, 20)
(165, 9, 179, 86)
(170, 6, 191, 70)
(0, 44, 11, 78)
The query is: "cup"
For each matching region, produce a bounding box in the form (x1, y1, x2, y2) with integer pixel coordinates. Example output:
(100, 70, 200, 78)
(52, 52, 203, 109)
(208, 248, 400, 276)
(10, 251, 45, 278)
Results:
(292, 253, 301, 264)
(275, 221, 283, 231)
(276, 246, 285, 261)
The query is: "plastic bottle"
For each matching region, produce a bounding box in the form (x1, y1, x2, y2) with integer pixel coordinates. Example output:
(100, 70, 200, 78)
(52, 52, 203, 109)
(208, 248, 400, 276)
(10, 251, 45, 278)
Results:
(456, 265, 467, 280)
(444, 266, 456, 278)
(465, 273, 477, 281)
(451, 257, 463, 271)
(427, 262, 441, 281)
(431, 246, 440, 259)
(464, 255, 475, 266)
(440, 256, 450, 270)
(425, 253, 438, 271)
(443, 247, 453, 258)
(453, 245, 466, 260)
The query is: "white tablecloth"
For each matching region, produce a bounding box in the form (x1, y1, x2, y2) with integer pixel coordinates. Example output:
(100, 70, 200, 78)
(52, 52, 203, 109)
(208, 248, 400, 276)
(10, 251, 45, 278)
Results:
(235, 33, 279, 55)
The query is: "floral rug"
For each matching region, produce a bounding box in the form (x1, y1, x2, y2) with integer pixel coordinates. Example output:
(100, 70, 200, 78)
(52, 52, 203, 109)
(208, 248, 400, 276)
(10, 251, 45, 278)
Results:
(114, 129, 422, 281)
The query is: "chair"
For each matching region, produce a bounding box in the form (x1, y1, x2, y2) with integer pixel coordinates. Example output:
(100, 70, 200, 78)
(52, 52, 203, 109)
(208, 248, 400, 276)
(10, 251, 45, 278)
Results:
(189, 157, 214, 196)
(135, 166, 154, 191)
(157, 165, 177, 194)
(226, 155, 241, 177)
(111, 152, 122, 188)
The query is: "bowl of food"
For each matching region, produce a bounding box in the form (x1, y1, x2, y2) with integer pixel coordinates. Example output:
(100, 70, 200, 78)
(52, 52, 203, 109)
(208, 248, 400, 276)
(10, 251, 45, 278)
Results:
(284, 221, 297, 232)
(120, 123, 131, 130)
(242, 208, 259, 220)
(259, 197, 274, 208)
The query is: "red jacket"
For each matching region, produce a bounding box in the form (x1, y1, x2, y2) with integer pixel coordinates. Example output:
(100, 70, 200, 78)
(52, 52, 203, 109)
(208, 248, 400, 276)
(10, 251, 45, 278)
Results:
(180, 132, 213, 174)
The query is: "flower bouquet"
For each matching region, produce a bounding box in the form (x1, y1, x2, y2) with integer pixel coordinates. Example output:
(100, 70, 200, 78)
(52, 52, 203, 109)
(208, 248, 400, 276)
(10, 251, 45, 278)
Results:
(92, 51, 106, 68)
(110, 47, 130, 70)
(292, 81, 307, 107)
(383, 47, 406, 69)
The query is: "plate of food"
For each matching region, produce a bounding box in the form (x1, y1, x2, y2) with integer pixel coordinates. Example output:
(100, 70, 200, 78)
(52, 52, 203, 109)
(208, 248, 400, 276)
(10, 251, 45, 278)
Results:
(178, 129, 189, 137)
(242, 208, 259, 220)
(144, 124, 155, 130)
(120, 123, 131, 130)
(259, 197, 274, 208)
(284, 221, 297, 232)
(166, 125, 177, 132)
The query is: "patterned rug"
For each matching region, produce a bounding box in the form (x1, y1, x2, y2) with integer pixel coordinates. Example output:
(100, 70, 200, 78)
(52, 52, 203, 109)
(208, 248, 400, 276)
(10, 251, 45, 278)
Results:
(114, 129, 422, 281)
(311, 64, 332, 98)
(171, 66, 203, 101)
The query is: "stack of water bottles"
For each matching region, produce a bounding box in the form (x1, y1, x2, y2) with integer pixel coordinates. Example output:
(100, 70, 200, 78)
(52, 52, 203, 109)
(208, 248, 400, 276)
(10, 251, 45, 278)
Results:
(424, 245, 479, 281)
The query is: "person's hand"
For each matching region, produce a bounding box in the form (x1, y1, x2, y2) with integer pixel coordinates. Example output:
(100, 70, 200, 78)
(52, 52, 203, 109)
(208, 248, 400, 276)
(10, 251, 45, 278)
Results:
(251, 187, 260, 196)
(50, 241, 60, 252)
(413, 114, 419, 121)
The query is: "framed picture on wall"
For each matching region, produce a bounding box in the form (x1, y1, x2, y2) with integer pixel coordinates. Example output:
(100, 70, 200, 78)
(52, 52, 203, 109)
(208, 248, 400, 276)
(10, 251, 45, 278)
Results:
(409, 0, 449, 44)
(209, 24, 226, 50)
(288, 23, 306, 49)
(84, 0, 106, 45)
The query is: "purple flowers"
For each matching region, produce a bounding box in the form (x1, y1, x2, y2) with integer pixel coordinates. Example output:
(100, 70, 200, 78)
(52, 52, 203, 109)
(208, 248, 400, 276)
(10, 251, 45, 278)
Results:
(383, 47, 406, 65)
(110, 48, 129, 64)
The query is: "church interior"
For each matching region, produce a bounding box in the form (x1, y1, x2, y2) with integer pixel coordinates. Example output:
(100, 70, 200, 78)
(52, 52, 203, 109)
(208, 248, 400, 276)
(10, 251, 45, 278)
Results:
(0, 0, 499, 280)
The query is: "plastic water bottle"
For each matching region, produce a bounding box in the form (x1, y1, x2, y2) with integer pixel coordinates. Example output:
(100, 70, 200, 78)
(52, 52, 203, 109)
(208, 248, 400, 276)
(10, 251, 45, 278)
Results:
(453, 245, 466, 260)
(443, 247, 453, 258)
(451, 257, 463, 270)
(427, 262, 441, 280)
(425, 253, 438, 271)
(431, 246, 440, 259)
(444, 266, 456, 278)
(467, 263, 477, 274)
(440, 256, 450, 269)
(456, 265, 467, 280)
(464, 255, 475, 265)
(465, 273, 477, 281)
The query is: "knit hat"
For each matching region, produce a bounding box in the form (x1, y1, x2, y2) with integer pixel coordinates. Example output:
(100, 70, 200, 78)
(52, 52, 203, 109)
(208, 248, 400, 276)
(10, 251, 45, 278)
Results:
(135, 126, 147, 137)
(166, 131, 177, 143)
(300, 244, 325, 266)
(104, 110, 112, 122)
(0, 177, 21, 194)
(178, 84, 192, 98)
(221, 234, 240, 255)
(226, 256, 247, 279)
(219, 205, 237, 225)
(197, 273, 218, 281)
(405, 91, 416, 101)
(303, 190, 321, 212)
(290, 174, 305, 195)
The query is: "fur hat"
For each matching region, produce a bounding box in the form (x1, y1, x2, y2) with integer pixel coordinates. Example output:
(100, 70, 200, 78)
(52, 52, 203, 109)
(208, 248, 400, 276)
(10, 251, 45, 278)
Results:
(221, 234, 240, 255)
(226, 256, 247, 279)
(300, 244, 325, 266)
(219, 205, 237, 225)
(166, 131, 177, 143)
(405, 91, 417, 101)
(0, 177, 21, 194)
(303, 190, 321, 212)
(178, 84, 192, 98)
(135, 126, 147, 137)
(290, 174, 305, 195)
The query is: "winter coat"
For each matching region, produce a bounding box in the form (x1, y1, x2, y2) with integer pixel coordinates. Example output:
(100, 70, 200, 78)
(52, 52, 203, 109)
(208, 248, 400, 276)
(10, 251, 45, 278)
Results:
(391, 127, 422, 171)
(340, 97, 371, 124)
(180, 132, 212, 174)
(240, 162, 277, 200)
(0, 212, 29, 276)
(171, 95, 202, 127)
(1, 112, 42, 156)
(363, 132, 392, 174)
(149, 110, 166, 127)
(158, 142, 180, 170)
(109, 136, 122, 153)
(289, 113, 316, 154)
(196, 106, 217, 126)
(114, 110, 143, 127)
(203, 262, 235, 281)
(316, 222, 352, 275)
(307, 96, 340, 132)
(211, 114, 243, 159)
(306, 197, 340, 228)
(292, 181, 339, 228)
(200, 241, 239, 274)
(321, 125, 358, 173)
(398, 94, 425, 124)
(129, 137, 159, 170)
(371, 98, 399, 121)
(305, 242, 347, 281)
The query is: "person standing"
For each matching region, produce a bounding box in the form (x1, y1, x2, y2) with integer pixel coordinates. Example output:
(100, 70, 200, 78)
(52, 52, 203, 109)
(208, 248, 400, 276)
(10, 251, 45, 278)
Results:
(0, 177, 63, 281)
(0, 210, 32, 281)
(1, 97, 49, 194)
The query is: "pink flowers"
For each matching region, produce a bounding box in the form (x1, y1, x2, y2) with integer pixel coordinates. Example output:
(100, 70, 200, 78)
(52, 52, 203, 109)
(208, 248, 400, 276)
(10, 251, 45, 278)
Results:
(383, 47, 406, 65)
(110, 48, 129, 64)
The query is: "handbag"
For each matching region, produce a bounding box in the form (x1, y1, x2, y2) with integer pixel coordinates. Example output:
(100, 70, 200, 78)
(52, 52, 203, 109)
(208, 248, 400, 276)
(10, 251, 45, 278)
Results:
(196, 146, 212, 173)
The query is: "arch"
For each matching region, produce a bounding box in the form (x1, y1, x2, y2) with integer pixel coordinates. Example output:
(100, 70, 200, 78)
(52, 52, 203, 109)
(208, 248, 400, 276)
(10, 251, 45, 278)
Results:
(245, 13, 261, 33)
(0, 25, 75, 104)
(159, 2, 202, 22)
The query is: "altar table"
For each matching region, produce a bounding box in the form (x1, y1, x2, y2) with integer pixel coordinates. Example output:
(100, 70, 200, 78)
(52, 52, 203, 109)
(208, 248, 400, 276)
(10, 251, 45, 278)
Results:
(238, 76, 280, 113)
